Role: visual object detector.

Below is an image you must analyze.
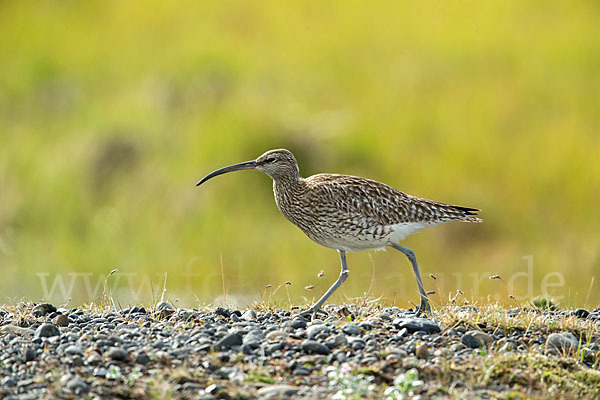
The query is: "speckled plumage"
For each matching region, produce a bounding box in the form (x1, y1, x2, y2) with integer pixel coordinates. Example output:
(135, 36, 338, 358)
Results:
(274, 171, 481, 252)
(197, 148, 481, 316)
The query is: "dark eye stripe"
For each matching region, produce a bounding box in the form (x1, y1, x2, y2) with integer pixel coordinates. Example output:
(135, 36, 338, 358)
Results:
(266, 157, 276, 163)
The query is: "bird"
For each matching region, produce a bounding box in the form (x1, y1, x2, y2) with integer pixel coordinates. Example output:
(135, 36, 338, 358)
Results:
(196, 149, 481, 317)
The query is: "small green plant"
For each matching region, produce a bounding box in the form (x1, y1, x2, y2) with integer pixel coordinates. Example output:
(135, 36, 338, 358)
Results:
(325, 362, 376, 399)
(106, 365, 123, 380)
(246, 369, 275, 384)
(384, 368, 424, 399)
(127, 367, 143, 386)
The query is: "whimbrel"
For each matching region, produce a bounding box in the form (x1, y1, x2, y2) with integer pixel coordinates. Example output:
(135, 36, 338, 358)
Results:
(197, 149, 481, 316)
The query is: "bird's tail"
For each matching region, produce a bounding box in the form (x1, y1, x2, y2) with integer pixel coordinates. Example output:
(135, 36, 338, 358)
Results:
(440, 204, 482, 223)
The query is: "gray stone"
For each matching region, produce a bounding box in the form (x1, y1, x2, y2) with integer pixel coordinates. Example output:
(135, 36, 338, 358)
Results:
(461, 334, 482, 349)
(257, 384, 299, 398)
(341, 323, 360, 336)
(64, 345, 84, 356)
(93, 367, 108, 378)
(326, 334, 348, 348)
(571, 309, 590, 319)
(241, 310, 256, 321)
(499, 342, 517, 352)
(35, 323, 60, 338)
(393, 318, 441, 334)
(290, 319, 307, 329)
(66, 377, 89, 395)
(214, 307, 230, 318)
(105, 347, 129, 361)
(348, 337, 365, 350)
(301, 340, 330, 355)
(215, 332, 242, 349)
(293, 367, 311, 376)
(465, 330, 494, 346)
(22, 347, 36, 362)
(306, 324, 330, 339)
(32, 303, 57, 317)
(1, 377, 17, 387)
(266, 330, 287, 340)
(156, 301, 173, 311)
(546, 332, 579, 354)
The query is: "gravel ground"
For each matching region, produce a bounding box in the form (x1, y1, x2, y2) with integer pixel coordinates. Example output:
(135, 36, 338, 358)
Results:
(1, 302, 599, 399)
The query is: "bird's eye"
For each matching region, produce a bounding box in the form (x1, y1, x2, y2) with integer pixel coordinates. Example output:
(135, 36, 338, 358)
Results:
(265, 157, 276, 163)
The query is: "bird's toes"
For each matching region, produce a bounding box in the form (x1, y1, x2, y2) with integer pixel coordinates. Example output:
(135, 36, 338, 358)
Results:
(415, 302, 432, 317)
(297, 307, 329, 321)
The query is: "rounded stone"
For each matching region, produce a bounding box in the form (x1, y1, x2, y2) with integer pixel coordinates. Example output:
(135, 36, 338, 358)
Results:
(571, 309, 590, 319)
(301, 340, 331, 355)
(306, 324, 330, 340)
(416, 344, 430, 359)
(546, 332, 579, 354)
(215, 332, 243, 350)
(35, 323, 60, 338)
(32, 303, 57, 317)
(156, 301, 173, 311)
(461, 334, 482, 349)
(341, 324, 360, 336)
(393, 318, 441, 334)
(53, 314, 69, 327)
(65, 377, 89, 395)
(465, 330, 494, 346)
(105, 347, 129, 361)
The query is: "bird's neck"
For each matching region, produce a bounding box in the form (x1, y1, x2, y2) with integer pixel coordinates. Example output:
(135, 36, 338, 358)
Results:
(272, 174, 303, 195)
(272, 175, 305, 217)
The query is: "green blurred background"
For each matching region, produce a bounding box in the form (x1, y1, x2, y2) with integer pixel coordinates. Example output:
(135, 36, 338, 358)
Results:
(1, 1, 599, 309)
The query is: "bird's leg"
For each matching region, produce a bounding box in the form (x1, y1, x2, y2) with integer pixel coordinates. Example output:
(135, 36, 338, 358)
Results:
(390, 244, 431, 315)
(299, 250, 349, 319)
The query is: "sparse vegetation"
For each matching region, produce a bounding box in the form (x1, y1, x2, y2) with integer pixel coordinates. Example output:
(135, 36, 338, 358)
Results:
(1, 300, 598, 399)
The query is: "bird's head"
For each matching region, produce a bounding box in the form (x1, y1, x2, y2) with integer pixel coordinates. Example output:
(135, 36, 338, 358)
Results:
(196, 148, 300, 186)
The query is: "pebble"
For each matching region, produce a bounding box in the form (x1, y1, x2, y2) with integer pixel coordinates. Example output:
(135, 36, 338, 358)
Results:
(135, 352, 151, 365)
(546, 332, 579, 354)
(64, 345, 84, 356)
(465, 330, 494, 346)
(53, 314, 69, 327)
(301, 340, 331, 355)
(105, 347, 129, 361)
(461, 334, 483, 349)
(65, 376, 89, 395)
(341, 323, 360, 336)
(257, 384, 299, 398)
(156, 301, 173, 311)
(215, 332, 242, 349)
(307, 324, 330, 339)
(35, 323, 60, 338)
(32, 303, 57, 317)
(393, 317, 441, 334)
(22, 347, 36, 362)
(290, 319, 307, 329)
(416, 344, 430, 359)
(1, 377, 17, 387)
(241, 310, 256, 320)
(571, 309, 590, 319)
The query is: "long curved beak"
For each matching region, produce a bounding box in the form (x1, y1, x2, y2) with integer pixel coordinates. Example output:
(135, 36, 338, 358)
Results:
(196, 160, 257, 186)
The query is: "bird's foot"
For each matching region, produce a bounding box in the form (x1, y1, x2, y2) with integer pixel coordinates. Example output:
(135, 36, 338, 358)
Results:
(297, 306, 329, 321)
(415, 300, 432, 317)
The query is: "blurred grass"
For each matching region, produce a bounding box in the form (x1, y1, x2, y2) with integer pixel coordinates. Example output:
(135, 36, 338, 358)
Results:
(0, 0, 599, 307)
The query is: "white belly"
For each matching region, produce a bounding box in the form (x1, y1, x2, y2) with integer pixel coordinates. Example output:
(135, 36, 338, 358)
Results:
(308, 221, 440, 252)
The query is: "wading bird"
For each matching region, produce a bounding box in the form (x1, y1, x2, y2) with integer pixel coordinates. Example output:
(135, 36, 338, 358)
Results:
(197, 149, 481, 317)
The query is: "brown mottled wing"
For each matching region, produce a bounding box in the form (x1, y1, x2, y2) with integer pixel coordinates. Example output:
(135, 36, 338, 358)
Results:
(303, 174, 481, 225)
